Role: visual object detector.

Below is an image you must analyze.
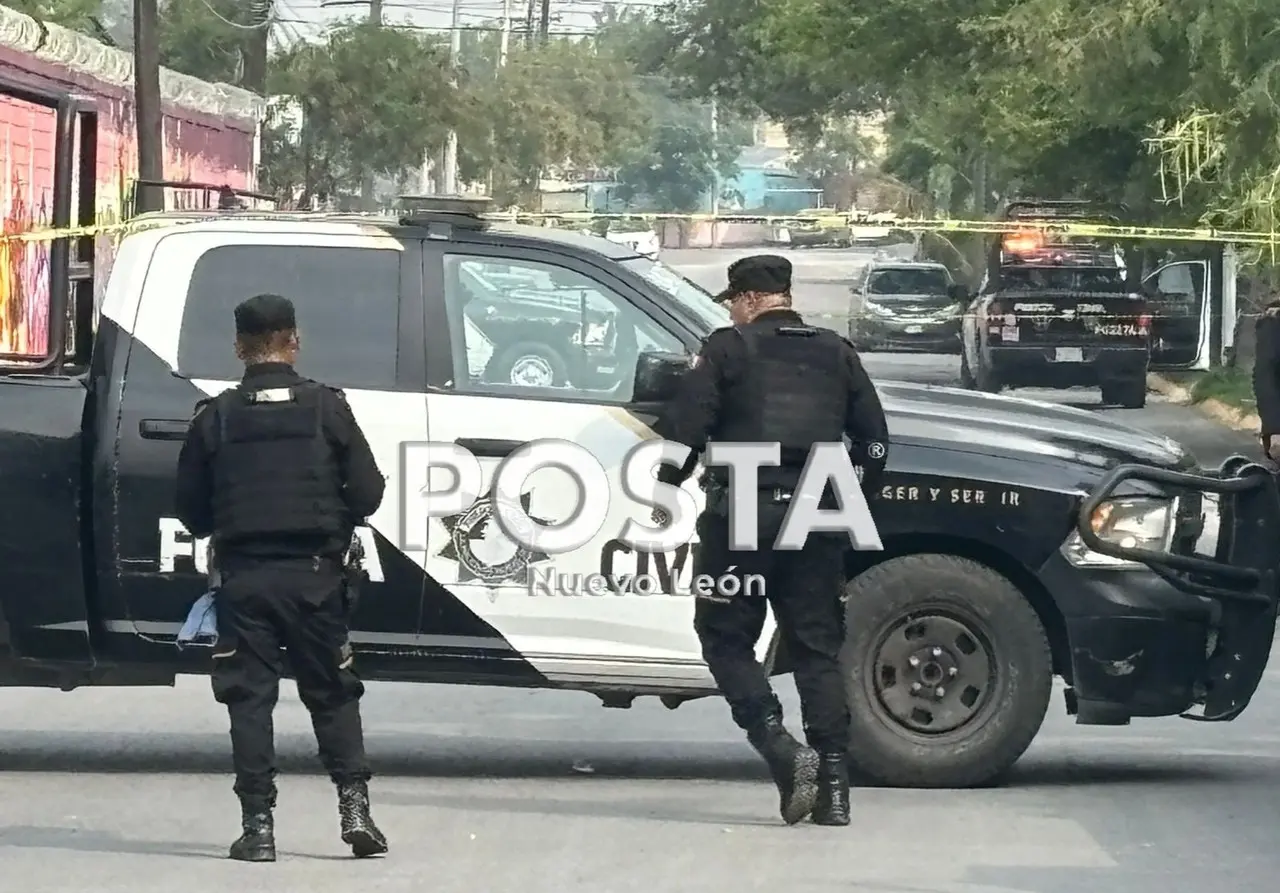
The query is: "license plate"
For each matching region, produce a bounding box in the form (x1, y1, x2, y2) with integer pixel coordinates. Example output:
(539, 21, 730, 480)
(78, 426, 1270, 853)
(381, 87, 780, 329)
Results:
(1054, 347, 1084, 362)
(1001, 327, 1019, 342)
(904, 325, 923, 334)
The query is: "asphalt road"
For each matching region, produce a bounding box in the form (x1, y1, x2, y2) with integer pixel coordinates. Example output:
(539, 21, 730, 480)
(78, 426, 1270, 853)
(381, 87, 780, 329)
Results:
(1, 247, 1276, 892)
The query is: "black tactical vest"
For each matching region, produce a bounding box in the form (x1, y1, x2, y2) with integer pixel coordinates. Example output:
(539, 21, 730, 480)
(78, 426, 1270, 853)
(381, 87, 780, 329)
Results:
(210, 383, 347, 546)
(714, 321, 850, 468)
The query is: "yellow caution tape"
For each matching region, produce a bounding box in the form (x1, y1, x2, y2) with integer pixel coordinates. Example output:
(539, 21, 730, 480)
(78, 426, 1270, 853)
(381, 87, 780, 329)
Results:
(497, 212, 1280, 245)
(0, 219, 160, 244)
(3, 209, 1279, 246)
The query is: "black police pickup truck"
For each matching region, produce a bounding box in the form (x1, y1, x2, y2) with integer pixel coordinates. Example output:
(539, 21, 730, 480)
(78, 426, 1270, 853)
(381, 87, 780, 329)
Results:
(1, 199, 1276, 790)
(960, 201, 1153, 408)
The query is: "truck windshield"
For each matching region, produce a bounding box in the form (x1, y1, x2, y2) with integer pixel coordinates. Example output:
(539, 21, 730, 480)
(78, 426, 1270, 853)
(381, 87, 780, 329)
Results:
(868, 268, 950, 295)
(620, 257, 729, 334)
(1002, 266, 1129, 292)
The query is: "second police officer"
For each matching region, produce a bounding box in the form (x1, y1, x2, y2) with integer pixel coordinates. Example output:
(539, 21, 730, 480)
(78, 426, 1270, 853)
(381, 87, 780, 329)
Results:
(1254, 298, 1280, 462)
(653, 255, 889, 827)
(176, 294, 389, 862)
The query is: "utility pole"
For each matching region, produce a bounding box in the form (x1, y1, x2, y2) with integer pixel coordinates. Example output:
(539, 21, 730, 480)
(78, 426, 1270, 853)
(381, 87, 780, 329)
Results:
(485, 0, 511, 196)
(499, 0, 512, 67)
(525, 0, 536, 47)
(362, 0, 381, 207)
(243, 0, 271, 94)
(539, 0, 551, 42)
(132, 0, 164, 213)
(709, 96, 719, 248)
(440, 0, 462, 194)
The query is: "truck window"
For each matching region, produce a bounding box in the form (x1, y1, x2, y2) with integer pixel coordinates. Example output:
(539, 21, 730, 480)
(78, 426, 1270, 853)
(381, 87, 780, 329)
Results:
(441, 253, 683, 402)
(1001, 266, 1128, 293)
(175, 245, 401, 390)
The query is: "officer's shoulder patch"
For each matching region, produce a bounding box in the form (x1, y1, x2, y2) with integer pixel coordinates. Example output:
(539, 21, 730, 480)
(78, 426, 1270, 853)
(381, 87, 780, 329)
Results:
(246, 387, 295, 404)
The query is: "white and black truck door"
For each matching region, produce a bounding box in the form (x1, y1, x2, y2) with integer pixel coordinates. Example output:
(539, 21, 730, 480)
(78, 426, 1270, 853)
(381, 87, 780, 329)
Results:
(99, 224, 447, 674)
(418, 239, 728, 688)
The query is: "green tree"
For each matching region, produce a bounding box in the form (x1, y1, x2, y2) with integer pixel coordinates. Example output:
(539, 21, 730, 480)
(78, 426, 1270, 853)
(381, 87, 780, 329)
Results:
(268, 21, 455, 206)
(612, 84, 748, 213)
(6, 0, 114, 42)
(789, 119, 868, 182)
(157, 0, 264, 86)
(459, 36, 652, 206)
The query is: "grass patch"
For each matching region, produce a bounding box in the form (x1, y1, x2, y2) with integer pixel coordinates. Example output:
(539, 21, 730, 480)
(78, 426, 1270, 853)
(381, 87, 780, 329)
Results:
(1188, 366, 1256, 411)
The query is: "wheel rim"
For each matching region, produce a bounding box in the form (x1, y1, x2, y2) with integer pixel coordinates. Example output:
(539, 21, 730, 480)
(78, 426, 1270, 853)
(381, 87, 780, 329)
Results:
(866, 611, 997, 736)
(510, 355, 554, 386)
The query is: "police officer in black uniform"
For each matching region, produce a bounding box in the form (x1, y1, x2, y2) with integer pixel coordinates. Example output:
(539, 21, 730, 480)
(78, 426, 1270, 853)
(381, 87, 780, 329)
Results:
(653, 255, 888, 827)
(1255, 299, 1280, 462)
(176, 294, 388, 862)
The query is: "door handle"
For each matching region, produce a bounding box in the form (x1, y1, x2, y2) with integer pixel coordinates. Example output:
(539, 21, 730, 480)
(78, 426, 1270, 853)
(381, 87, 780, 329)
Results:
(139, 418, 190, 441)
(455, 437, 523, 458)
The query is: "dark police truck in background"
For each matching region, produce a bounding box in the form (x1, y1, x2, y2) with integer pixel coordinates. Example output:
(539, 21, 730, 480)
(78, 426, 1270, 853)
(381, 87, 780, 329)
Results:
(959, 199, 1223, 406)
(960, 200, 1154, 407)
(1, 119, 1278, 791)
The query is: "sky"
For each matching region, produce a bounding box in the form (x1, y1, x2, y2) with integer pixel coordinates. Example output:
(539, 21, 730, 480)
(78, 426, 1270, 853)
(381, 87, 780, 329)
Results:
(268, 0, 667, 47)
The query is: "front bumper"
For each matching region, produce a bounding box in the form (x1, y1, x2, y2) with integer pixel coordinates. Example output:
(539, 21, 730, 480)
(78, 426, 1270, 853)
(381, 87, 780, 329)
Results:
(860, 318, 961, 352)
(987, 344, 1147, 387)
(1037, 550, 1215, 718)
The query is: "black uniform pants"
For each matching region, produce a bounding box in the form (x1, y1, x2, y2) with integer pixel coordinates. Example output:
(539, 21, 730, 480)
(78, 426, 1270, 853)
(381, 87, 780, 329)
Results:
(211, 557, 371, 804)
(692, 506, 851, 754)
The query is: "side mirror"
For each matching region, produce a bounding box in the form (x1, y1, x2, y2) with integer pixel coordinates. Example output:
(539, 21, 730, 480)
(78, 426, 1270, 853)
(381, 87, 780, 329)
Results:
(947, 283, 970, 303)
(633, 351, 690, 403)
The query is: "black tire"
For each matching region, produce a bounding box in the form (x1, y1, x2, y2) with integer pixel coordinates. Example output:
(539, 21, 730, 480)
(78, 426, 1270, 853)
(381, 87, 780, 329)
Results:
(1102, 379, 1147, 409)
(841, 554, 1053, 788)
(486, 342, 568, 387)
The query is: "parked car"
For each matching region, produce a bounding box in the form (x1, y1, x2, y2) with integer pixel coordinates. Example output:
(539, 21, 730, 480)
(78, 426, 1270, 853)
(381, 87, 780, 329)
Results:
(849, 260, 966, 353)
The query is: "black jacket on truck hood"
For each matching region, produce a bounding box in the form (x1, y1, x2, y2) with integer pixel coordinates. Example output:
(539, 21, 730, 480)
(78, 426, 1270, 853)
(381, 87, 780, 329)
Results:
(877, 381, 1192, 472)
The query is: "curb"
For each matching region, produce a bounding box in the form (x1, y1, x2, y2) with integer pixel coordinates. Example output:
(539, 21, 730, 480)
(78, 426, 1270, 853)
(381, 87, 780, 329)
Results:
(1147, 372, 1261, 434)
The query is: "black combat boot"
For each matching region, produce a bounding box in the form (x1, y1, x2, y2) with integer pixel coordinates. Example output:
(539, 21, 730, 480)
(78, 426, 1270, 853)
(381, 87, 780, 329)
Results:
(228, 796, 276, 862)
(746, 715, 819, 825)
(811, 752, 850, 826)
(338, 779, 388, 857)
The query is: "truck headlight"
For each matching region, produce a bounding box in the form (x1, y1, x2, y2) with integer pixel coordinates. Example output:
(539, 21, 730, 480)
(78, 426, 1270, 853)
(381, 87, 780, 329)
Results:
(863, 300, 893, 317)
(1061, 497, 1175, 568)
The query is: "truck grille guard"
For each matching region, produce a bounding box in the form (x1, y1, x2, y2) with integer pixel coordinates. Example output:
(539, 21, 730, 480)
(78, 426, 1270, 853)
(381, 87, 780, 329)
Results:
(1078, 456, 1280, 721)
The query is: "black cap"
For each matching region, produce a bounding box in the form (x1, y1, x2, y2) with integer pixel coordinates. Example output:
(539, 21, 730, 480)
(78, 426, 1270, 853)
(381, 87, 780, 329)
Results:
(234, 293, 296, 336)
(715, 254, 792, 304)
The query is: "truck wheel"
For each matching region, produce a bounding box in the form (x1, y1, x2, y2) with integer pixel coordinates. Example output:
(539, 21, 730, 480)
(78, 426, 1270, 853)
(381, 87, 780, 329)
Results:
(1102, 380, 1147, 409)
(840, 554, 1053, 788)
(488, 343, 568, 388)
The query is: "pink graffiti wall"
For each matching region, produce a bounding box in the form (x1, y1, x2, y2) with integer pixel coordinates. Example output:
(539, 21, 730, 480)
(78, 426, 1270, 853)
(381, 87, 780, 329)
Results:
(0, 23, 260, 358)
